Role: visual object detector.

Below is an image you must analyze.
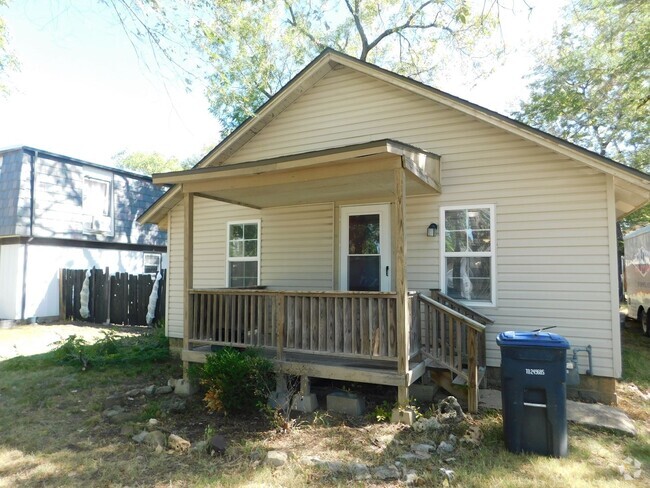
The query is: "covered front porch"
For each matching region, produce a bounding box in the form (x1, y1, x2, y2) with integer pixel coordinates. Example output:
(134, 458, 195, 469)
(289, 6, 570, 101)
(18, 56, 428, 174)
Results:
(153, 139, 488, 412)
(181, 288, 488, 412)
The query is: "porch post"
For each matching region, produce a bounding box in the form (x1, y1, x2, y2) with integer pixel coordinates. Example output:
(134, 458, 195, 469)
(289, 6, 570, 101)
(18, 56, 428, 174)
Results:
(183, 192, 194, 380)
(394, 168, 409, 405)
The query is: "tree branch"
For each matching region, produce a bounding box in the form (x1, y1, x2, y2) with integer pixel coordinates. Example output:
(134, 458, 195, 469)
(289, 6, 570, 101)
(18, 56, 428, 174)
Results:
(284, 1, 328, 51)
(344, 0, 370, 60)
(366, 1, 440, 54)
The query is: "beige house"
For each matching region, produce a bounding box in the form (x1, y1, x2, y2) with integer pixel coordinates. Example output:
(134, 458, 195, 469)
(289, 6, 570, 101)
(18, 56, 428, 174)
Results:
(140, 50, 650, 409)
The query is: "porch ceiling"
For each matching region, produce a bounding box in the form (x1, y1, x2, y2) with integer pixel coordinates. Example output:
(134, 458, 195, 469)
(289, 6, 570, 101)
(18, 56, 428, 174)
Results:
(153, 140, 440, 209)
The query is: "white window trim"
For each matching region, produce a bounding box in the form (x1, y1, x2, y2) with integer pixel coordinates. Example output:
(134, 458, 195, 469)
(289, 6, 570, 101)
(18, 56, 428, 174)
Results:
(439, 204, 496, 307)
(82, 167, 114, 236)
(143, 252, 162, 275)
(226, 219, 261, 287)
(339, 204, 392, 292)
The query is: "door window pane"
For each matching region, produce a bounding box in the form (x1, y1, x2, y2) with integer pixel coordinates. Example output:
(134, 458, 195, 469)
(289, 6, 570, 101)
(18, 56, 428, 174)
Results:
(348, 214, 380, 255)
(348, 256, 380, 291)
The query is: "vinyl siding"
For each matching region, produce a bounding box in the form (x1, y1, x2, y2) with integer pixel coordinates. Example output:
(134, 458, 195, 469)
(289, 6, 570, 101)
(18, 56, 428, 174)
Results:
(173, 66, 617, 377)
(31, 153, 167, 245)
(167, 203, 184, 338)
(0, 150, 29, 236)
(166, 200, 334, 339)
(261, 204, 334, 290)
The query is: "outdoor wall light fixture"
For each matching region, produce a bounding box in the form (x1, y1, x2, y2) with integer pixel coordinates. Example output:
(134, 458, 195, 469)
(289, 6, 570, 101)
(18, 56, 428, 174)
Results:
(427, 223, 438, 237)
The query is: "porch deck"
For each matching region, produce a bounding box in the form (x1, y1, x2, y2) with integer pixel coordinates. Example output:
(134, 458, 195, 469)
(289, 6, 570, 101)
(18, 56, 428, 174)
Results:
(181, 288, 488, 411)
(184, 347, 430, 388)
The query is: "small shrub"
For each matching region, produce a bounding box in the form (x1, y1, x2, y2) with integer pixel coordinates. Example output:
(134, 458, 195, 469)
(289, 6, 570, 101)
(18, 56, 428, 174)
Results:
(200, 347, 274, 415)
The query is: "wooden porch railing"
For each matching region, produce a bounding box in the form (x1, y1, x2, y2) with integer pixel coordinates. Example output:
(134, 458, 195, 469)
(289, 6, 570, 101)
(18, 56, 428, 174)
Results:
(429, 289, 493, 373)
(416, 293, 487, 412)
(430, 289, 494, 326)
(188, 289, 421, 361)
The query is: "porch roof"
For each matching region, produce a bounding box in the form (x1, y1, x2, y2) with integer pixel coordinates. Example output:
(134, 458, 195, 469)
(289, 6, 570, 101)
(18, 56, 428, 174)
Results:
(150, 139, 439, 213)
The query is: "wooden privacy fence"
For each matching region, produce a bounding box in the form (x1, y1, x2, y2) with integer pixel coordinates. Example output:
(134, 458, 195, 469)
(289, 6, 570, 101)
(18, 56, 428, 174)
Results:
(188, 289, 421, 361)
(60, 268, 166, 326)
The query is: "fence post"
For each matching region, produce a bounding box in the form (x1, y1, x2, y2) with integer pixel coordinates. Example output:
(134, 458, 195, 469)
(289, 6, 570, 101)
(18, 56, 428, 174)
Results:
(104, 267, 111, 324)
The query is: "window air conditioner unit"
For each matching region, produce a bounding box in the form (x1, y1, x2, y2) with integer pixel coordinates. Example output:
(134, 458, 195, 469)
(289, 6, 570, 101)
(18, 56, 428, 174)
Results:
(89, 215, 112, 234)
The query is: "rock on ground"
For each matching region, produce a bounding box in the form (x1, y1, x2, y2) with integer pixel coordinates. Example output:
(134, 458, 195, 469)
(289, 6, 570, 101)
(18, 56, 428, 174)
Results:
(266, 450, 288, 467)
(438, 396, 465, 422)
(208, 435, 228, 455)
(168, 434, 191, 452)
(143, 430, 167, 449)
(372, 464, 401, 481)
(161, 397, 187, 414)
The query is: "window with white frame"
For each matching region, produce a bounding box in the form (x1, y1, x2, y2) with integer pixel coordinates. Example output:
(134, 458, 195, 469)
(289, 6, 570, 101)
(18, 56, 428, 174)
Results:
(82, 172, 113, 235)
(144, 253, 161, 275)
(227, 221, 260, 287)
(441, 205, 495, 306)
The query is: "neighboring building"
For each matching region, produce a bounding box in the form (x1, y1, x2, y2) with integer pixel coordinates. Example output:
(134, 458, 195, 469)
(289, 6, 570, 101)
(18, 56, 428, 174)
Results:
(0, 146, 167, 322)
(140, 50, 650, 406)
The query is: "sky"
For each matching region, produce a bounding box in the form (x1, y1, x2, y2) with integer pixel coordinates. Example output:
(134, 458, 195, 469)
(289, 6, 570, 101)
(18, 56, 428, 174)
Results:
(0, 0, 568, 168)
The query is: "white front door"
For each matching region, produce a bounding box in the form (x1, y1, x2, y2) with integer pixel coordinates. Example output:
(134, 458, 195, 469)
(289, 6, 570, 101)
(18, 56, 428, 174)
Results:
(339, 204, 392, 291)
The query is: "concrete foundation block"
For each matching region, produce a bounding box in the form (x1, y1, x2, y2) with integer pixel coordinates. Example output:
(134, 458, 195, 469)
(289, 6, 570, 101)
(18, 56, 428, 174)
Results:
(170, 378, 198, 396)
(268, 391, 292, 412)
(291, 393, 319, 413)
(409, 384, 438, 403)
(326, 391, 365, 416)
(391, 407, 416, 425)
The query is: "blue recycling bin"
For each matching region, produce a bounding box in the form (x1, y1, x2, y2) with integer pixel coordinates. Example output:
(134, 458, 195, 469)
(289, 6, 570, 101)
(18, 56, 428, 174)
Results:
(496, 331, 570, 457)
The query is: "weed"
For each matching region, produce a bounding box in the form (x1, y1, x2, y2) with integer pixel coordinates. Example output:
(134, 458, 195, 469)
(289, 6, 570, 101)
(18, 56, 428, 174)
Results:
(140, 401, 162, 421)
(49, 330, 169, 370)
(311, 410, 332, 427)
(52, 335, 91, 370)
(204, 424, 216, 442)
(369, 400, 394, 423)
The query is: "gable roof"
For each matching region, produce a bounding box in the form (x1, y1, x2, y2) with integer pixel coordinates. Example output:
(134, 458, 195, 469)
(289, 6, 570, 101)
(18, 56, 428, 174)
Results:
(140, 49, 650, 225)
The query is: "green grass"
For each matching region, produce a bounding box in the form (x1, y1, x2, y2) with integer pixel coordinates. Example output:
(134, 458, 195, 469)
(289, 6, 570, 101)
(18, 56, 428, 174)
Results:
(622, 324, 650, 388)
(0, 323, 648, 487)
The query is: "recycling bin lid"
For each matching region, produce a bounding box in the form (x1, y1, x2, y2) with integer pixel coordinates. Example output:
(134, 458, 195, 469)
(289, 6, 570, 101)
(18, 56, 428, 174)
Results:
(496, 330, 570, 349)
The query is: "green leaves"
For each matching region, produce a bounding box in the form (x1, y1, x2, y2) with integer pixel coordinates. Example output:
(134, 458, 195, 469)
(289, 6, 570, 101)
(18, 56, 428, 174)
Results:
(200, 347, 274, 415)
(0, 0, 19, 95)
(112, 150, 194, 175)
(193, 0, 504, 137)
(516, 0, 649, 175)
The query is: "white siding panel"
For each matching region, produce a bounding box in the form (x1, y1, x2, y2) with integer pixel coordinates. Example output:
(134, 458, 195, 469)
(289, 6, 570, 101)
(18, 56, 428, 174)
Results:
(166, 204, 184, 339)
(166, 200, 334, 338)
(0, 244, 24, 320)
(261, 204, 334, 290)
(197, 66, 619, 377)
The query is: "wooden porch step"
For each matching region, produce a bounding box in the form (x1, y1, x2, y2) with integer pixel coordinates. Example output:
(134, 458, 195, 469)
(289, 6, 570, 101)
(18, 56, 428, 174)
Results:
(451, 366, 486, 386)
(428, 367, 485, 404)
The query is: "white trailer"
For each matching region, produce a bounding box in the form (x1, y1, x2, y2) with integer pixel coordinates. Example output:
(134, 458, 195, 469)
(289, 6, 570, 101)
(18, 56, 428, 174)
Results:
(624, 225, 650, 336)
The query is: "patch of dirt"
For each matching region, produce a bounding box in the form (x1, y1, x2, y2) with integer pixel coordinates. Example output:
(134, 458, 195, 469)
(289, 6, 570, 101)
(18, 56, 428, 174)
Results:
(0, 322, 149, 360)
